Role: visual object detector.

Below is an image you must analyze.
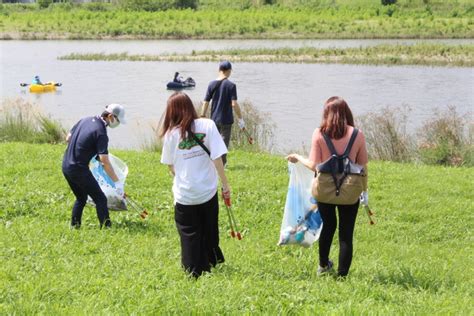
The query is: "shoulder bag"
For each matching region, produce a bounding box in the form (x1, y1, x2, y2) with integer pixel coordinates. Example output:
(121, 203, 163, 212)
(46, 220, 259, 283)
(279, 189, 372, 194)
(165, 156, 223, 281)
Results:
(209, 78, 226, 103)
(189, 130, 211, 157)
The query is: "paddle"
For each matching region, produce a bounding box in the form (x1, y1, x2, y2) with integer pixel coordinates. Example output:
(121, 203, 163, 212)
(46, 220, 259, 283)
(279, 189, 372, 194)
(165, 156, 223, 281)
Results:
(20, 82, 62, 87)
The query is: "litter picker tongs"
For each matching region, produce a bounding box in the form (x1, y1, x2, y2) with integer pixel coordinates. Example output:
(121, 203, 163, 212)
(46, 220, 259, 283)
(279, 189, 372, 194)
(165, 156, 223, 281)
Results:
(222, 190, 242, 240)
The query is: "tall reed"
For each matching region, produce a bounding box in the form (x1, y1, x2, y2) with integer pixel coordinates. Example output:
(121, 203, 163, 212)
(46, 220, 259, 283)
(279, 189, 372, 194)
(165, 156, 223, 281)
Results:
(357, 106, 414, 162)
(229, 100, 275, 151)
(0, 99, 66, 144)
(197, 99, 275, 151)
(357, 105, 473, 166)
(145, 99, 275, 152)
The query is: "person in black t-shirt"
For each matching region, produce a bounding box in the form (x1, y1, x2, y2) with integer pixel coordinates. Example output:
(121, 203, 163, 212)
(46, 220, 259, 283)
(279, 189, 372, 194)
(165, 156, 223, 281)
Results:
(200, 61, 245, 166)
(62, 104, 126, 229)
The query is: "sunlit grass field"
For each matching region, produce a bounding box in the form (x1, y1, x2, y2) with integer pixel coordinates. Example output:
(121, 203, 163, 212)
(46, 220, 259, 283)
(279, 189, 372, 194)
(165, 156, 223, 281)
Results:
(1, 1, 473, 39)
(0, 142, 472, 314)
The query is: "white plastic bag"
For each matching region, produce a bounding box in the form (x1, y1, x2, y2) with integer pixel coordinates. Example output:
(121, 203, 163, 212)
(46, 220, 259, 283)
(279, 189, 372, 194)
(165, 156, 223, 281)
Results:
(88, 154, 128, 211)
(278, 162, 323, 247)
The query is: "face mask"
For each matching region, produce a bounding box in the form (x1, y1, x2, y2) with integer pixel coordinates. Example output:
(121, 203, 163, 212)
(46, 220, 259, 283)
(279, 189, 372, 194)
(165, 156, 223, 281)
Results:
(108, 116, 120, 128)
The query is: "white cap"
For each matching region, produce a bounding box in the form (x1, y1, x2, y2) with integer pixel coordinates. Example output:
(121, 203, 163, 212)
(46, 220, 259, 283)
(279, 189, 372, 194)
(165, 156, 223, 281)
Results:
(105, 103, 126, 124)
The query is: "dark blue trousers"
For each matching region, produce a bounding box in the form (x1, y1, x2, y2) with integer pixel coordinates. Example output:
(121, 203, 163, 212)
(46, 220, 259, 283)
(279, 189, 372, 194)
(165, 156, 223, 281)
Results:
(63, 167, 110, 228)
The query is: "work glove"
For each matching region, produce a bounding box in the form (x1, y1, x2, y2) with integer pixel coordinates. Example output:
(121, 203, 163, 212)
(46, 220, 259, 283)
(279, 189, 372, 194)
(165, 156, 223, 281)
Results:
(115, 182, 124, 197)
(360, 191, 369, 207)
(238, 119, 246, 130)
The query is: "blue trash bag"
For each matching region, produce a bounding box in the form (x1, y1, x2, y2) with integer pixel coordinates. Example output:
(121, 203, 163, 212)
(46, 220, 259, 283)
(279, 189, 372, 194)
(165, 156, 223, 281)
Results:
(278, 162, 323, 247)
(87, 154, 128, 211)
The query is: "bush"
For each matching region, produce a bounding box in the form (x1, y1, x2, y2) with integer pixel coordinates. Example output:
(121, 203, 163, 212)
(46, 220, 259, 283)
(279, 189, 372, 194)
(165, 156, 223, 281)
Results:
(381, 0, 397, 5)
(49, 2, 74, 11)
(37, 0, 53, 9)
(175, 0, 197, 9)
(357, 105, 472, 167)
(118, 0, 197, 11)
(119, 0, 171, 12)
(417, 106, 473, 166)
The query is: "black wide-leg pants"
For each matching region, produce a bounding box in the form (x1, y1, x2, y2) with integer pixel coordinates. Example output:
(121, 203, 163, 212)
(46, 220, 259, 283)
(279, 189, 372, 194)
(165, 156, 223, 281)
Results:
(174, 193, 224, 278)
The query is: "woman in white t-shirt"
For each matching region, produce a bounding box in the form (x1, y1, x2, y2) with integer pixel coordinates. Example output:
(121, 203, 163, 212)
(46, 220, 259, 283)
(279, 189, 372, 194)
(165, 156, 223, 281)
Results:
(160, 92, 231, 278)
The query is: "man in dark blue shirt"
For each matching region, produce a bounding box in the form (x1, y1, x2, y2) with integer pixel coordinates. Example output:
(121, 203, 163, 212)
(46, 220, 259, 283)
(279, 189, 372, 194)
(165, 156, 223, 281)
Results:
(62, 104, 126, 229)
(200, 61, 245, 166)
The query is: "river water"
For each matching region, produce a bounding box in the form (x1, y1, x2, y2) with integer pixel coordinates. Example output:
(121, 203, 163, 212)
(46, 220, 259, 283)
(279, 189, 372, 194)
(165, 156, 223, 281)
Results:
(1, 39, 473, 152)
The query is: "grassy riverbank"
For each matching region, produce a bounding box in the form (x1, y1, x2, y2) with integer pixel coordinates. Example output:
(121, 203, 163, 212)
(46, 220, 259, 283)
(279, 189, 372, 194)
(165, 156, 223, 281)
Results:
(1, 1, 473, 40)
(58, 43, 474, 67)
(1, 142, 473, 314)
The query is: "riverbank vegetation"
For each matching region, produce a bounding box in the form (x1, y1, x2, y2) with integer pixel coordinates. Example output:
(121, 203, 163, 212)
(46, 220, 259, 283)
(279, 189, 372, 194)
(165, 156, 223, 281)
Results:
(357, 106, 473, 166)
(0, 99, 65, 144)
(2, 98, 472, 167)
(142, 100, 275, 152)
(58, 43, 474, 67)
(1, 140, 472, 314)
(1, 0, 473, 39)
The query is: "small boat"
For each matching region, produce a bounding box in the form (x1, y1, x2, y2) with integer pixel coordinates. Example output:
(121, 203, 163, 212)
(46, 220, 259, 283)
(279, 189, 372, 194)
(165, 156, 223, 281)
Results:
(166, 77, 196, 90)
(20, 82, 62, 93)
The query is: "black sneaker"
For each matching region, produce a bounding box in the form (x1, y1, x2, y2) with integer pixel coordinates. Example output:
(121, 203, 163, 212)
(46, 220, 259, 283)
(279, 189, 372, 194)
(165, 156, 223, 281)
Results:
(101, 219, 112, 229)
(70, 220, 81, 229)
(317, 260, 334, 276)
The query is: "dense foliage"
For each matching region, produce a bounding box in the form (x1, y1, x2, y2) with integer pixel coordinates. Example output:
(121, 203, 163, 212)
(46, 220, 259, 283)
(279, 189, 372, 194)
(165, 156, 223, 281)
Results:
(0, 0, 472, 39)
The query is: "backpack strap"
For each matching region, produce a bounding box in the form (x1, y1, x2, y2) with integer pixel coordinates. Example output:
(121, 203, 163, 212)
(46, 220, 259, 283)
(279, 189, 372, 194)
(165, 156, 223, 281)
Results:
(210, 78, 227, 102)
(321, 133, 341, 195)
(335, 128, 359, 195)
(321, 128, 359, 197)
(342, 128, 359, 158)
(321, 133, 338, 156)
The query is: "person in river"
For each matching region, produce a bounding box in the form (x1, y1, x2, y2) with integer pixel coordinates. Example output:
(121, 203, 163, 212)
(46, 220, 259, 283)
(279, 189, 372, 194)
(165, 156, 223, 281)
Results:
(173, 72, 184, 83)
(32, 75, 43, 85)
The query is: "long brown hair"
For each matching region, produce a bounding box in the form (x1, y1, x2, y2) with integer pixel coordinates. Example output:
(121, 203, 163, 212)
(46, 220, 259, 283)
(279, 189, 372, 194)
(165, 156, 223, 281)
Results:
(159, 92, 198, 139)
(320, 96, 354, 139)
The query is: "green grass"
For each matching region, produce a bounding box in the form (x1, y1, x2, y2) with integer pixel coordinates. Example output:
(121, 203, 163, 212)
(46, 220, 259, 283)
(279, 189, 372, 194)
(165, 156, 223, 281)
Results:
(1, 2, 473, 40)
(58, 43, 474, 67)
(1, 142, 473, 314)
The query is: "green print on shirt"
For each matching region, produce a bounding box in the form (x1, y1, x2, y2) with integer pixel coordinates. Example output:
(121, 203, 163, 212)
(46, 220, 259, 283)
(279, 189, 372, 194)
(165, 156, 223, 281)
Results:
(178, 133, 206, 150)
